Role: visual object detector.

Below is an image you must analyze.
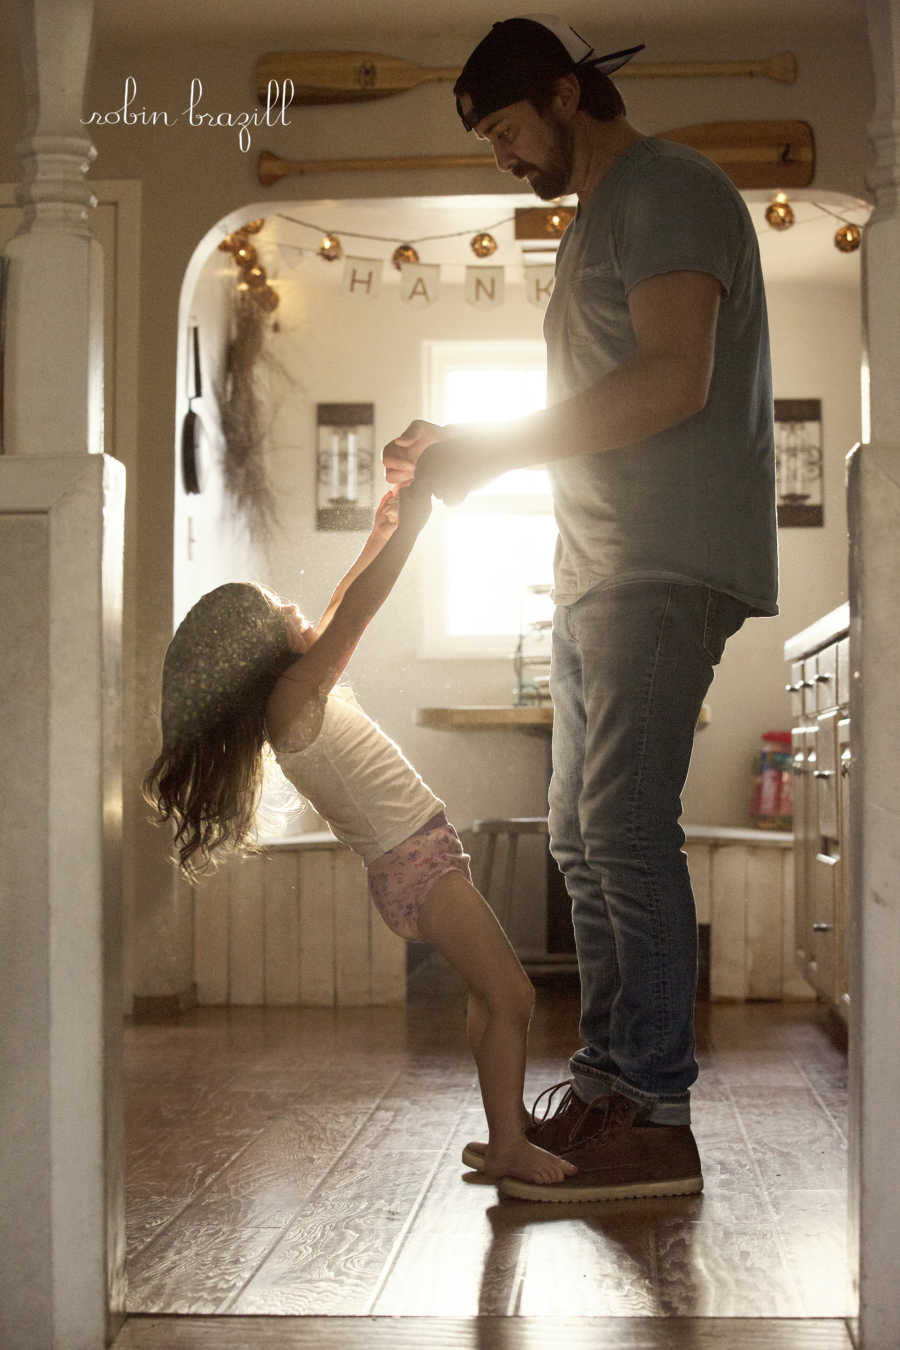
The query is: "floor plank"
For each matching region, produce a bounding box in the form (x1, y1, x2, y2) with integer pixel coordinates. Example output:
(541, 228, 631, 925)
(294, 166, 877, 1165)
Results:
(114, 1314, 855, 1349)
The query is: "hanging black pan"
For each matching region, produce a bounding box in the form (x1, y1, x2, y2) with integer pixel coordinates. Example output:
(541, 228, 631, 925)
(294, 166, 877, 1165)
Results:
(181, 324, 206, 494)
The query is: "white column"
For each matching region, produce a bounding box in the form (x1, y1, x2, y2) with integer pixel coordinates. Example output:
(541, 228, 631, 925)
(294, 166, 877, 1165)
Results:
(849, 4, 900, 1348)
(2, 0, 104, 457)
(0, 3, 125, 1349)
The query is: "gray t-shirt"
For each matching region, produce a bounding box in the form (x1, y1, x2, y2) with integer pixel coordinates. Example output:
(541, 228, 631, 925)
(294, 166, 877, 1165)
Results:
(543, 136, 778, 615)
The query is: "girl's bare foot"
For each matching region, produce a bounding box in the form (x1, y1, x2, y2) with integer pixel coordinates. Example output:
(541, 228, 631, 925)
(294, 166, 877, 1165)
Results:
(467, 1103, 530, 1160)
(483, 1137, 578, 1184)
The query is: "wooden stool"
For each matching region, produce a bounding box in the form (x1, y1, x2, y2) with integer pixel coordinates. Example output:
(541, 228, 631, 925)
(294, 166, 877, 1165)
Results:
(472, 817, 549, 932)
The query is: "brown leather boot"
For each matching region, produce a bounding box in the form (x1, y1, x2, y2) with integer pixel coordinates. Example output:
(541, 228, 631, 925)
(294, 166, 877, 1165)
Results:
(496, 1092, 702, 1202)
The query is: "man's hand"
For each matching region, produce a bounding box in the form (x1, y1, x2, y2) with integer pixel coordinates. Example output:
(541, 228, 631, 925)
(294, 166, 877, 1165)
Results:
(414, 439, 500, 506)
(382, 419, 445, 486)
(384, 420, 510, 505)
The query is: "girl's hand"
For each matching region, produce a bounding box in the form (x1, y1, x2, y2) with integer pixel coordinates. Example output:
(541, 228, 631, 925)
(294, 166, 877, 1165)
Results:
(370, 488, 399, 543)
(396, 478, 432, 535)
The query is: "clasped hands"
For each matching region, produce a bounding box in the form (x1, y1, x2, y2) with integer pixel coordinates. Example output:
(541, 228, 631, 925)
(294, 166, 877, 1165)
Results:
(382, 419, 490, 506)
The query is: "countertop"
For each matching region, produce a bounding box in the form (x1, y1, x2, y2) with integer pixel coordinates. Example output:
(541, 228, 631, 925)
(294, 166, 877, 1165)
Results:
(784, 601, 850, 662)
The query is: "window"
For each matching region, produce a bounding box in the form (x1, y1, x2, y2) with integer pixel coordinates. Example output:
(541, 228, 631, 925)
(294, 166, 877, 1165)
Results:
(422, 341, 556, 658)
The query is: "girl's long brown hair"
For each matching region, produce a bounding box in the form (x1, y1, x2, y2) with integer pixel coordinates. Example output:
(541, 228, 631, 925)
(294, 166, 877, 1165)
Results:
(142, 582, 295, 880)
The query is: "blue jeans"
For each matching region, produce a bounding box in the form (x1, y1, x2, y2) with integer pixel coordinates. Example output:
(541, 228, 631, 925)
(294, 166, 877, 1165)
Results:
(548, 581, 748, 1125)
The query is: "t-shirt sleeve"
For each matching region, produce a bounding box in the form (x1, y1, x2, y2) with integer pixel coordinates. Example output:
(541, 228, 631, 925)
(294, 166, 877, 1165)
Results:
(615, 152, 743, 299)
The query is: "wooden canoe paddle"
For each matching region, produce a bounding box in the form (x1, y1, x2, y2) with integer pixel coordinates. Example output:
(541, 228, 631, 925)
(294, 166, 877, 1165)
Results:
(256, 49, 797, 106)
(257, 120, 814, 189)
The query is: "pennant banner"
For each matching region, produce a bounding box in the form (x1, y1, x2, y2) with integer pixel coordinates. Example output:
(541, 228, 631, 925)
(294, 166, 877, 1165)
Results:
(399, 262, 441, 305)
(465, 266, 505, 308)
(342, 256, 383, 300)
(333, 257, 555, 307)
(524, 264, 555, 307)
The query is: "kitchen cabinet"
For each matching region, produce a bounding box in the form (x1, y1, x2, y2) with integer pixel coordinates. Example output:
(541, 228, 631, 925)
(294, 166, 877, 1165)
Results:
(784, 604, 851, 1019)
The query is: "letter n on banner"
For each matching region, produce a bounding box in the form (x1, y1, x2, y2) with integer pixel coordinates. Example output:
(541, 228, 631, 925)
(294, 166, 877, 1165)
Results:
(400, 263, 440, 305)
(525, 264, 555, 307)
(343, 257, 382, 299)
(465, 266, 504, 308)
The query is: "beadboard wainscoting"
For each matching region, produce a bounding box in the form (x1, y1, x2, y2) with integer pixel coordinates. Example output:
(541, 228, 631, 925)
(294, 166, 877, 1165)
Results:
(193, 835, 406, 1007)
(192, 827, 809, 1008)
(684, 826, 813, 1003)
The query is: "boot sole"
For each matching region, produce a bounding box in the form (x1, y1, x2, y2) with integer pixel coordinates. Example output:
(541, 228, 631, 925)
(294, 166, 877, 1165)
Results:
(498, 1173, 703, 1202)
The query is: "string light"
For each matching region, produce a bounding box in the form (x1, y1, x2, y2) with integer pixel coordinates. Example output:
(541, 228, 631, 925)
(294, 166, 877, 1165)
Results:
(546, 208, 574, 235)
(277, 210, 517, 270)
(765, 193, 795, 230)
(391, 244, 420, 270)
(470, 232, 498, 258)
(317, 233, 343, 262)
(834, 223, 862, 253)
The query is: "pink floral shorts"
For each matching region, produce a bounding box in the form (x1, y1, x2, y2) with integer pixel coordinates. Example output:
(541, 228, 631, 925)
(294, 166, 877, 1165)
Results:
(367, 812, 472, 941)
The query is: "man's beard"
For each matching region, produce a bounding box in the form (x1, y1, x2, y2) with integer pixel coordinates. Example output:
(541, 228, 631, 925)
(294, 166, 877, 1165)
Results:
(514, 117, 574, 200)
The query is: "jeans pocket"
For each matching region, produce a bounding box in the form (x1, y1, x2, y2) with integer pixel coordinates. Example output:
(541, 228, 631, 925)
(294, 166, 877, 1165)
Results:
(702, 589, 749, 665)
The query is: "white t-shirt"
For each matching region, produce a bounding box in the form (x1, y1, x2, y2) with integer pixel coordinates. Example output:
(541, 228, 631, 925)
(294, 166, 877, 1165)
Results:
(272, 690, 443, 864)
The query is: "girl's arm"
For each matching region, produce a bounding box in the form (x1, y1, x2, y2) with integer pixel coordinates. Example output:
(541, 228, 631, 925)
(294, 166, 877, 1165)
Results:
(276, 481, 431, 705)
(314, 489, 399, 638)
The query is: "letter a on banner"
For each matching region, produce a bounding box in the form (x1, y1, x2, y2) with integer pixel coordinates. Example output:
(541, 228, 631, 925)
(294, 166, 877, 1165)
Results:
(465, 266, 505, 308)
(400, 263, 440, 306)
(525, 264, 556, 307)
(342, 257, 382, 300)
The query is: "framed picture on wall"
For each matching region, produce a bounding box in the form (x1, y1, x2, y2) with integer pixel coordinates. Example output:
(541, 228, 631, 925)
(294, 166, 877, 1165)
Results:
(774, 398, 823, 527)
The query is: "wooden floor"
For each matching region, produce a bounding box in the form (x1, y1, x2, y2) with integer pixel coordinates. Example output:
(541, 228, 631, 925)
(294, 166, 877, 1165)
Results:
(120, 959, 851, 1344)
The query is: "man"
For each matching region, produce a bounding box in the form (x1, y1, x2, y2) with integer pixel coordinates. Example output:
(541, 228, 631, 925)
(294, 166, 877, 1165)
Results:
(383, 15, 778, 1201)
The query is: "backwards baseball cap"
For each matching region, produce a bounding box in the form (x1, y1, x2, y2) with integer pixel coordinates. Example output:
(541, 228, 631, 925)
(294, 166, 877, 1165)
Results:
(455, 14, 644, 131)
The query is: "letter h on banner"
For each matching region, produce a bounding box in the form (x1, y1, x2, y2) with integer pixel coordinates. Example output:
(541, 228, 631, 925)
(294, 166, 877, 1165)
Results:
(342, 257, 383, 299)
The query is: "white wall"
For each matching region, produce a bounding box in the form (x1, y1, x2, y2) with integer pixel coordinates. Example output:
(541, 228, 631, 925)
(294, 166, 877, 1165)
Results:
(684, 277, 862, 824)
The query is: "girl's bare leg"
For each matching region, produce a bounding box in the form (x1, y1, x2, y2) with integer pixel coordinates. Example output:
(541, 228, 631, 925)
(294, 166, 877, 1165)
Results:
(418, 870, 577, 1184)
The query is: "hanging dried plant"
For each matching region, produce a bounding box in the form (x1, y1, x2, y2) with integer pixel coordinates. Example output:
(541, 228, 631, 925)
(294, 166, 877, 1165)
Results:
(217, 292, 289, 540)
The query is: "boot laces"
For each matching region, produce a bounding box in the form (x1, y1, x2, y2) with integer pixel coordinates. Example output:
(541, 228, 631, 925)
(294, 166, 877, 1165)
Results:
(529, 1079, 577, 1128)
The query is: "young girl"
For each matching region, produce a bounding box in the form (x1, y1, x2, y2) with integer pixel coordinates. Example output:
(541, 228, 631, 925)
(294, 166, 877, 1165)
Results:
(144, 482, 575, 1186)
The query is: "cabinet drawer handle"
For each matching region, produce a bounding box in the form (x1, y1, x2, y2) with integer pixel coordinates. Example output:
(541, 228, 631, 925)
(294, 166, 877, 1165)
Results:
(814, 672, 833, 684)
(812, 923, 833, 932)
(801, 679, 816, 688)
(813, 769, 834, 779)
(785, 682, 800, 693)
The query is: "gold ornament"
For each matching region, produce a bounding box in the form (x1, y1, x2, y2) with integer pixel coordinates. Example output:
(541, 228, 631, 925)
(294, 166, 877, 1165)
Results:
(242, 218, 265, 234)
(834, 223, 862, 253)
(765, 194, 795, 230)
(470, 231, 498, 258)
(318, 233, 343, 262)
(234, 240, 258, 267)
(392, 243, 420, 270)
(244, 265, 267, 289)
(255, 285, 280, 312)
(546, 208, 573, 235)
